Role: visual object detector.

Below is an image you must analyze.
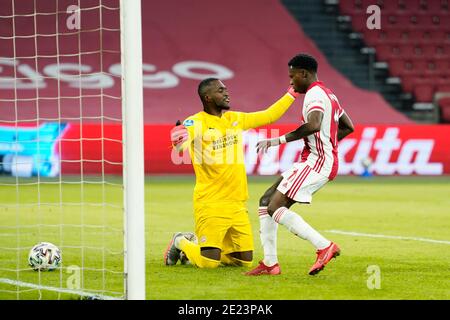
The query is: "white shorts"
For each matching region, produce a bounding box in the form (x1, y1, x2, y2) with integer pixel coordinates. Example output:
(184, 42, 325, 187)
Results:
(277, 163, 328, 203)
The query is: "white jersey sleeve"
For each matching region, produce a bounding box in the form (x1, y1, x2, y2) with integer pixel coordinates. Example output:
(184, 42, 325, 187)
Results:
(300, 82, 342, 180)
(303, 86, 327, 117)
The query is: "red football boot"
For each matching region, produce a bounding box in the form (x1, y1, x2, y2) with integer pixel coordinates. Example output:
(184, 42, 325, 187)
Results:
(308, 242, 340, 275)
(245, 261, 281, 276)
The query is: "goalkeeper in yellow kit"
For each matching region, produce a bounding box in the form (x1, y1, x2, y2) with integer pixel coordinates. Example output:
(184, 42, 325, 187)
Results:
(164, 77, 299, 268)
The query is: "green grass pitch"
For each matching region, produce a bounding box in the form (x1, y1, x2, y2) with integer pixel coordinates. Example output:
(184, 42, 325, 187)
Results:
(0, 175, 449, 300)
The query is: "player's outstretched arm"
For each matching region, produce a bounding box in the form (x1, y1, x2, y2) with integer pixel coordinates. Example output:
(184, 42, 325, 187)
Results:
(241, 86, 300, 130)
(256, 111, 323, 153)
(337, 112, 354, 141)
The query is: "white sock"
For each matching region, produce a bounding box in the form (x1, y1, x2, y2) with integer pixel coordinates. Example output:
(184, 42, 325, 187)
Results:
(258, 207, 278, 267)
(273, 207, 331, 250)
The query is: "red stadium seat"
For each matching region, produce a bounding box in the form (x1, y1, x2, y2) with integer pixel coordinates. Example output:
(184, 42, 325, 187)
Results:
(339, 0, 361, 15)
(409, 59, 427, 76)
(364, 30, 386, 45)
(351, 14, 368, 32)
(422, 30, 450, 43)
(426, 0, 449, 14)
(390, 58, 446, 77)
(367, 29, 409, 44)
(445, 31, 450, 43)
(435, 59, 450, 75)
(378, 44, 417, 59)
(407, 29, 432, 42)
(435, 44, 450, 56)
(388, 59, 408, 76)
(387, 29, 411, 43)
(438, 97, 450, 122)
(401, 77, 435, 94)
(400, 76, 417, 92)
(381, 0, 401, 13)
(401, 75, 433, 92)
(436, 83, 450, 93)
(375, 44, 393, 60)
(424, 13, 448, 29)
(417, 30, 450, 44)
(414, 83, 435, 102)
(396, 0, 424, 12)
(383, 13, 450, 31)
(383, 13, 411, 28)
(388, 59, 425, 77)
(423, 30, 441, 41)
(436, 76, 450, 87)
(422, 59, 450, 77)
(399, 0, 413, 8)
(416, 44, 433, 57)
(439, 97, 450, 108)
(409, 13, 426, 25)
(362, 0, 377, 10)
(424, 60, 437, 76)
(405, 44, 421, 58)
(405, 29, 421, 41)
(375, 44, 417, 60)
(338, 0, 450, 106)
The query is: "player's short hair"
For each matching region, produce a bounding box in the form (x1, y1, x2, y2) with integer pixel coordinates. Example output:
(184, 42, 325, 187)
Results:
(198, 78, 219, 101)
(288, 54, 318, 73)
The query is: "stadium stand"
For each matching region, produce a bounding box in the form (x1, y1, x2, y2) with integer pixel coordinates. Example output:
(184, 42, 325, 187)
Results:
(0, 0, 412, 125)
(142, 0, 412, 125)
(308, 0, 449, 123)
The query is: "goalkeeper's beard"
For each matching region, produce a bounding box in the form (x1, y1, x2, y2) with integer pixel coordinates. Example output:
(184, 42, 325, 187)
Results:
(215, 101, 230, 111)
(219, 99, 231, 110)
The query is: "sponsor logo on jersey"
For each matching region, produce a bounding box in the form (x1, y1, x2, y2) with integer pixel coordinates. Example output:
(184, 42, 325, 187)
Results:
(183, 119, 194, 127)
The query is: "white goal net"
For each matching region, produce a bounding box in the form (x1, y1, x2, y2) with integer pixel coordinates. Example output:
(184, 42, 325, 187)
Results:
(0, 0, 145, 300)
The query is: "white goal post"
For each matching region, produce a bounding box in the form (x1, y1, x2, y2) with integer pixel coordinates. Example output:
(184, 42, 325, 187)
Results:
(120, 0, 146, 300)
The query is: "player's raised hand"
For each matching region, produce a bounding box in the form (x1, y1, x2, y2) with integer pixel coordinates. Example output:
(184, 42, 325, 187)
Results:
(287, 86, 300, 99)
(256, 137, 280, 153)
(170, 120, 188, 147)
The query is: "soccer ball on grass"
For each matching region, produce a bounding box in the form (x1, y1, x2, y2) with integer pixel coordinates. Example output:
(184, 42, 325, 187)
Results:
(28, 242, 62, 271)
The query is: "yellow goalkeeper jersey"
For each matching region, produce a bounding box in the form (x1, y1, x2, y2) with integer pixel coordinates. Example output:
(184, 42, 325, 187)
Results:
(182, 93, 295, 203)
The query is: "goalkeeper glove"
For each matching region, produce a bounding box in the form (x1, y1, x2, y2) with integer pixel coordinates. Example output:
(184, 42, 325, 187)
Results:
(287, 86, 300, 99)
(170, 120, 188, 148)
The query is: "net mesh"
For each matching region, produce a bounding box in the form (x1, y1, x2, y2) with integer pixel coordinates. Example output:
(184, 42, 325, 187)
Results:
(0, 0, 124, 300)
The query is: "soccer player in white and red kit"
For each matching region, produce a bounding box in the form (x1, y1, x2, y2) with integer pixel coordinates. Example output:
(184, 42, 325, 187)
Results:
(246, 53, 354, 276)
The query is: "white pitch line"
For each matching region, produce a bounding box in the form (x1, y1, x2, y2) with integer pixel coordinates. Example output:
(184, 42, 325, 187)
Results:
(0, 278, 122, 300)
(325, 230, 450, 245)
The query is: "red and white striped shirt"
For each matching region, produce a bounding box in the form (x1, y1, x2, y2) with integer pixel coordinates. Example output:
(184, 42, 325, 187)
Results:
(300, 81, 344, 180)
